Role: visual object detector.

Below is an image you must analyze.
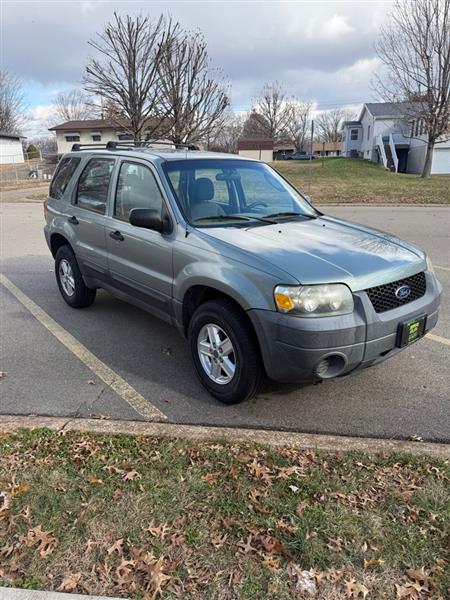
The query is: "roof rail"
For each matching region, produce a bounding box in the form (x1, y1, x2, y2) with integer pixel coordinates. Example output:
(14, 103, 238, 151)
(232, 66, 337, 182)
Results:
(71, 143, 110, 152)
(71, 140, 200, 152)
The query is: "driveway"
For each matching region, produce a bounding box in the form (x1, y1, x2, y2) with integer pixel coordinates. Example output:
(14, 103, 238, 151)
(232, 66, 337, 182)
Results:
(1, 203, 449, 441)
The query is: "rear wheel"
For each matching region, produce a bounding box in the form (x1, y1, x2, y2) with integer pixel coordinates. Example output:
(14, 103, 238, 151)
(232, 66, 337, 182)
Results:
(188, 299, 262, 404)
(55, 245, 96, 308)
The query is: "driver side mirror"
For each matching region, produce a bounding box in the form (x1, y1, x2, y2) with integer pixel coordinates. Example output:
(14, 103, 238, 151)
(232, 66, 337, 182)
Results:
(129, 208, 172, 234)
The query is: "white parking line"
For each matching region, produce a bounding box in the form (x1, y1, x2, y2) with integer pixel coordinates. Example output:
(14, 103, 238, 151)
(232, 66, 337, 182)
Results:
(1, 274, 167, 421)
(426, 333, 450, 347)
(435, 265, 450, 272)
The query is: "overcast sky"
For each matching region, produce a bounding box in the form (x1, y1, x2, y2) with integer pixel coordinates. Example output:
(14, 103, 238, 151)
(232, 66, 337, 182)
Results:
(2, 0, 392, 137)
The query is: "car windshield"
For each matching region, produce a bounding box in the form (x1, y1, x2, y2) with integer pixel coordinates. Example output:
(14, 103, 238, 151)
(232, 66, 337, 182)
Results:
(162, 158, 318, 227)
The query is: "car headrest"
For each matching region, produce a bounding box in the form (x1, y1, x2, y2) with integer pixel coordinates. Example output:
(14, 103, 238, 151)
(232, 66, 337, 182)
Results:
(190, 177, 214, 203)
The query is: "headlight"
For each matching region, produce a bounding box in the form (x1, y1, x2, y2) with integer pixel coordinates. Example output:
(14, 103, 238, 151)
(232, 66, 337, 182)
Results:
(426, 255, 435, 274)
(274, 284, 354, 317)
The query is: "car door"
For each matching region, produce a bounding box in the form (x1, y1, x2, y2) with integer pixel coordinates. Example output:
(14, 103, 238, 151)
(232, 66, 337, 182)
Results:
(105, 158, 174, 321)
(69, 156, 116, 282)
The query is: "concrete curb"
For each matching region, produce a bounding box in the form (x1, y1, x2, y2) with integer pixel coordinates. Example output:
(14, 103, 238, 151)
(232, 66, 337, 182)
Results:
(0, 415, 449, 458)
(0, 588, 121, 600)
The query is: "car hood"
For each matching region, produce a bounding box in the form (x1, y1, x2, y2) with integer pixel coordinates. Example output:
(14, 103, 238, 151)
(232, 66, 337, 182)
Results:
(201, 216, 426, 291)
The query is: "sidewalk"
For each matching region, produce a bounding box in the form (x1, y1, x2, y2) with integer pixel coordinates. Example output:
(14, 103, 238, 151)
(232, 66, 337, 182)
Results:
(0, 589, 121, 600)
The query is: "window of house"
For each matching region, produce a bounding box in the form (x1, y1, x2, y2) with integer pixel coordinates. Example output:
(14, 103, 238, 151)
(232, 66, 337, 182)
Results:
(115, 161, 164, 222)
(415, 120, 420, 136)
(117, 133, 133, 141)
(49, 157, 81, 199)
(91, 134, 101, 142)
(65, 135, 80, 142)
(350, 129, 358, 140)
(368, 125, 371, 140)
(76, 158, 115, 214)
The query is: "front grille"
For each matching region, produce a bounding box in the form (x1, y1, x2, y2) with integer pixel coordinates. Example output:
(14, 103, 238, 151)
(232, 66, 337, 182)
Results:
(366, 272, 426, 313)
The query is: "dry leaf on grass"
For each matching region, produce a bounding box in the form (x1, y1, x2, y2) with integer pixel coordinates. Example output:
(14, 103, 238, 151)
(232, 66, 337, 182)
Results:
(20, 525, 58, 557)
(146, 520, 168, 539)
(345, 578, 369, 598)
(58, 572, 81, 592)
(107, 538, 125, 555)
(123, 470, 142, 481)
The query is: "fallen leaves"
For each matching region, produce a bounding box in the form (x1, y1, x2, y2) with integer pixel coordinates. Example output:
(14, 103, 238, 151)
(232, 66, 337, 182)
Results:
(58, 572, 81, 593)
(345, 578, 369, 598)
(122, 470, 142, 481)
(20, 525, 58, 557)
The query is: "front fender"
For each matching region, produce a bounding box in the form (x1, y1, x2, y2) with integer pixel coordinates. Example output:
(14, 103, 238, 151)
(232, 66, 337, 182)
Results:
(174, 260, 281, 312)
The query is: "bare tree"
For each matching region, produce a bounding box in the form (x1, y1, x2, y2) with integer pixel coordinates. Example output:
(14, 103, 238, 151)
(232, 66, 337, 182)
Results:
(53, 89, 95, 123)
(83, 13, 173, 142)
(158, 29, 230, 145)
(375, 0, 450, 178)
(29, 136, 58, 155)
(315, 108, 354, 143)
(284, 100, 313, 150)
(0, 70, 25, 133)
(241, 109, 271, 138)
(252, 81, 293, 141)
(210, 112, 245, 153)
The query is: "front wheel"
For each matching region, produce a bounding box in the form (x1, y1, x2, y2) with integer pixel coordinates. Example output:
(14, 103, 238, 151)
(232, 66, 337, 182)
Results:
(55, 245, 96, 308)
(188, 299, 263, 404)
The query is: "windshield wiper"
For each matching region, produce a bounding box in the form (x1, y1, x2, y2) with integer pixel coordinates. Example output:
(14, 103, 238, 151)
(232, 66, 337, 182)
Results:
(193, 214, 275, 224)
(263, 211, 317, 220)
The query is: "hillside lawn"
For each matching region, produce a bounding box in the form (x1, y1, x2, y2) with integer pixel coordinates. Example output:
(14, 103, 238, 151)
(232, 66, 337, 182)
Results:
(272, 158, 450, 205)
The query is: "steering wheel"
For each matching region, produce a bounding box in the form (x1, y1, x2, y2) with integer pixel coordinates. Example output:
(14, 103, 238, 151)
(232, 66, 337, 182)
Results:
(246, 201, 268, 211)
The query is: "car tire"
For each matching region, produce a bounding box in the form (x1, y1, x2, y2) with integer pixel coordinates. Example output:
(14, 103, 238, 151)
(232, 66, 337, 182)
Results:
(188, 299, 263, 404)
(55, 245, 96, 308)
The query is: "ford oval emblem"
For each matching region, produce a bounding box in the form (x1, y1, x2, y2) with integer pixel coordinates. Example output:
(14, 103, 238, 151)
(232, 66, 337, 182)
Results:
(395, 285, 411, 300)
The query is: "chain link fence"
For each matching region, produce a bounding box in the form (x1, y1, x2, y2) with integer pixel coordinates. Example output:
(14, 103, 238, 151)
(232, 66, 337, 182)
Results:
(0, 153, 57, 186)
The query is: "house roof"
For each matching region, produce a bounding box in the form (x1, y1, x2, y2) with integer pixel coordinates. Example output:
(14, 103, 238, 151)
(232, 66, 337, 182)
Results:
(48, 118, 160, 131)
(0, 130, 24, 140)
(237, 138, 274, 151)
(342, 121, 362, 128)
(363, 101, 416, 119)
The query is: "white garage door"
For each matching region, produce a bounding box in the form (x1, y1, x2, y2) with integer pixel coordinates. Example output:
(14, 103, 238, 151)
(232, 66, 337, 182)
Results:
(431, 148, 450, 175)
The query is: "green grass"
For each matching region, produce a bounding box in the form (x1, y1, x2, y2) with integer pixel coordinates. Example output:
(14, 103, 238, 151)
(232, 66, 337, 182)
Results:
(272, 157, 450, 204)
(0, 429, 449, 599)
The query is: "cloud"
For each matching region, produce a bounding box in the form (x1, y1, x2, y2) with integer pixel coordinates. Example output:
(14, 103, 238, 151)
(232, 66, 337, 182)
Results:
(23, 104, 59, 139)
(323, 14, 355, 37)
(3, 0, 392, 129)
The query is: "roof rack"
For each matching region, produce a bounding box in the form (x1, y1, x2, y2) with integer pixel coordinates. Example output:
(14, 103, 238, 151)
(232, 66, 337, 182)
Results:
(71, 141, 200, 152)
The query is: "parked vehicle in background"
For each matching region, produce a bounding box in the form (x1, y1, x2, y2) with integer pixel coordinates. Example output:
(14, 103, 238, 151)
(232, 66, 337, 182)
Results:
(288, 151, 316, 160)
(44, 143, 442, 404)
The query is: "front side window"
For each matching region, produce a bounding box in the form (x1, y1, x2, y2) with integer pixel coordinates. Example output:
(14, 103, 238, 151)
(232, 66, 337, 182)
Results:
(163, 159, 318, 227)
(49, 157, 80, 199)
(76, 158, 115, 214)
(350, 129, 358, 140)
(115, 161, 164, 221)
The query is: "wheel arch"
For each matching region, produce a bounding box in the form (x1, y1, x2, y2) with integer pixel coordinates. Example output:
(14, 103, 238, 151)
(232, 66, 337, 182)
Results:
(181, 284, 255, 338)
(50, 232, 73, 258)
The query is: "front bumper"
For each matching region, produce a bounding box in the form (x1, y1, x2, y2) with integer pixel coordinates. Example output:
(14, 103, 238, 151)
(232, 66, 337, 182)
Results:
(248, 271, 442, 383)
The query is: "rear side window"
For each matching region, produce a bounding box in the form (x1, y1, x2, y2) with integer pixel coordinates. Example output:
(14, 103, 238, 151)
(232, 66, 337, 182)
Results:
(49, 157, 80, 199)
(76, 158, 115, 215)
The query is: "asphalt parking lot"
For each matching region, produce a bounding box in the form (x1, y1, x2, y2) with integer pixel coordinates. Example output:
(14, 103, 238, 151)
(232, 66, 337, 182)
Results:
(1, 203, 449, 442)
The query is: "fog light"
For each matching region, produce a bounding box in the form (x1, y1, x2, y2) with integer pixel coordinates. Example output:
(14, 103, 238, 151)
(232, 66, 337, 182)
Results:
(313, 354, 347, 379)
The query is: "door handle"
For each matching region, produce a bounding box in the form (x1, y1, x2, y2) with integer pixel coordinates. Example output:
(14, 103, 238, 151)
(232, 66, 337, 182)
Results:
(109, 230, 124, 242)
(68, 215, 79, 225)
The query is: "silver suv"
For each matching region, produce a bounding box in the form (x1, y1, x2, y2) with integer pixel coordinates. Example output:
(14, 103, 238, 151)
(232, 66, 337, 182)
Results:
(44, 144, 442, 404)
